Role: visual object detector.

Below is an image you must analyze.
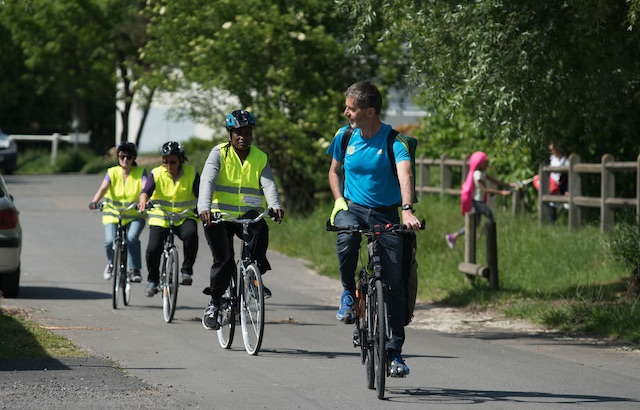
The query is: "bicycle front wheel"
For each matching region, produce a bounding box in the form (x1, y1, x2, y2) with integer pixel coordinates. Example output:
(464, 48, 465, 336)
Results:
(239, 263, 264, 355)
(121, 242, 131, 306)
(365, 284, 375, 390)
(112, 238, 123, 310)
(217, 273, 236, 349)
(373, 279, 387, 399)
(162, 248, 180, 323)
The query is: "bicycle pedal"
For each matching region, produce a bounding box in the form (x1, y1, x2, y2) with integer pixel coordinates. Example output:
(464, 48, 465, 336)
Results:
(352, 330, 361, 347)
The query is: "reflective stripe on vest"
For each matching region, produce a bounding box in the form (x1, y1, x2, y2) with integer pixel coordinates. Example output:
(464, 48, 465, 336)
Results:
(147, 164, 197, 227)
(102, 166, 144, 226)
(211, 143, 267, 217)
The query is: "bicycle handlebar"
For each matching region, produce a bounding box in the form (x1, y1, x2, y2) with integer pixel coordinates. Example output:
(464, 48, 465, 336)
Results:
(146, 201, 196, 220)
(96, 202, 139, 213)
(326, 218, 425, 234)
(210, 208, 276, 225)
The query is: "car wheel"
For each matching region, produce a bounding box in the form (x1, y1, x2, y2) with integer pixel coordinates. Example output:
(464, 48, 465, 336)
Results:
(0, 264, 20, 298)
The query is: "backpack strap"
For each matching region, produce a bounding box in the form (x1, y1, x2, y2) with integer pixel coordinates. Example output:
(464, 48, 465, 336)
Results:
(386, 129, 400, 178)
(340, 126, 354, 160)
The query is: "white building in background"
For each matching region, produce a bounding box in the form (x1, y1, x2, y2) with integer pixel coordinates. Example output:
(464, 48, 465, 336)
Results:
(384, 88, 428, 128)
(116, 91, 217, 154)
(117, 87, 426, 154)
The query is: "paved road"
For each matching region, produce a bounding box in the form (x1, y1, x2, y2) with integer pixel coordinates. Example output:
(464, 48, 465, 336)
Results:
(1, 174, 639, 409)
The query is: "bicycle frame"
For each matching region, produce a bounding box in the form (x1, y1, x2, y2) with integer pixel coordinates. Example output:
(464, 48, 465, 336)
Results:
(327, 219, 421, 399)
(98, 202, 138, 309)
(148, 203, 195, 323)
(210, 209, 273, 355)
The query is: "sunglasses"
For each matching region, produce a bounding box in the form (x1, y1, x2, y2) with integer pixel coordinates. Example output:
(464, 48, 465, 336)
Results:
(119, 154, 133, 160)
(162, 159, 178, 165)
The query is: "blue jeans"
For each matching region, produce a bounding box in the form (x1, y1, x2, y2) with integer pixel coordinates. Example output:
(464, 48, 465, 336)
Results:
(334, 202, 405, 353)
(104, 218, 145, 270)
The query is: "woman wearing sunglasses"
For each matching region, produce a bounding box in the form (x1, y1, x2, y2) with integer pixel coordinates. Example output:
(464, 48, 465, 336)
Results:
(89, 141, 147, 283)
(138, 141, 200, 297)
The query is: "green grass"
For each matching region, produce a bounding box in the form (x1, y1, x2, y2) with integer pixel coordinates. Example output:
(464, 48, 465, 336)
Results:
(0, 306, 87, 359)
(269, 196, 640, 345)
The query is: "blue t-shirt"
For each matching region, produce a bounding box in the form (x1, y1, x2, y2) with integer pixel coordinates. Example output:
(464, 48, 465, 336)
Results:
(326, 124, 409, 208)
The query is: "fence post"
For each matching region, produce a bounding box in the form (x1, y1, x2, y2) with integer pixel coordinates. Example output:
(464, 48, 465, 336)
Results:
(486, 221, 499, 289)
(440, 153, 451, 200)
(464, 212, 476, 282)
(568, 154, 581, 231)
(51, 133, 61, 166)
(419, 155, 429, 202)
(538, 164, 553, 225)
(601, 154, 615, 233)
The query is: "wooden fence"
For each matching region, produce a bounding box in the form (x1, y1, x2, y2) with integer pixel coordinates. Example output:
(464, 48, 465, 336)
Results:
(416, 153, 640, 233)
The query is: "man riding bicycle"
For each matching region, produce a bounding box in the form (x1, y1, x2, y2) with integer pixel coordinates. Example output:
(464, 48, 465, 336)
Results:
(326, 82, 421, 376)
(198, 110, 284, 330)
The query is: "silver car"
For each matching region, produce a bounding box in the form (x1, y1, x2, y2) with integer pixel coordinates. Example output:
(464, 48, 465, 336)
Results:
(0, 129, 18, 174)
(0, 173, 21, 297)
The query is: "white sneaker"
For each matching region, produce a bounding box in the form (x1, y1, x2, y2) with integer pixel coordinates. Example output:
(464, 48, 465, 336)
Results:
(103, 264, 113, 280)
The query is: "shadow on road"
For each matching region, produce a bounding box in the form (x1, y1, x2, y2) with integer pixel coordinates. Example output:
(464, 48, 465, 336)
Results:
(385, 386, 640, 406)
(17, 286, 109, 300)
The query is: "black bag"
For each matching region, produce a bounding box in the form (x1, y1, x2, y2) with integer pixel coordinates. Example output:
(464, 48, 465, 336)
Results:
(402, 232, 418, 325)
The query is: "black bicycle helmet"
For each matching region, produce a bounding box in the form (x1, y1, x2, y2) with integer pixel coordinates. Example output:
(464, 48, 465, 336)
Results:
(161, 141, 184, 156)
(117, 141, 137, 157)
(225, 110, 255, 131)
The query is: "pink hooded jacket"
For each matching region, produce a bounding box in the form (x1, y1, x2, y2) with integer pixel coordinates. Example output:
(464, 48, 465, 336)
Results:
(460, 151, 488, 215)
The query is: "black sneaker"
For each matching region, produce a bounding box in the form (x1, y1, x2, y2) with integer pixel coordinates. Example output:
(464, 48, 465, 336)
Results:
(263, 285, 272, 299)
(202, 302, 220, 330)
(145, 282, 158, 297)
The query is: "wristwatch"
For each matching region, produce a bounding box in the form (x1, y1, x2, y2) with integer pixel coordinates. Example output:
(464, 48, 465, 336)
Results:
(401, 204, 413, 211)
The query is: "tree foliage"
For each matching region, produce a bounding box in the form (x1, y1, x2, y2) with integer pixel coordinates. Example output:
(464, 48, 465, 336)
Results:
(0, 0, 151, 150)
(338, 0, 640, 165)
(140, 0, 406, 213)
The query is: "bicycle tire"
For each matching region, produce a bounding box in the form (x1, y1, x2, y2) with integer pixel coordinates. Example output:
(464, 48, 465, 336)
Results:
(112, 238, 122, 309)
(122, 241, 131, 306)
(365, 283, 375, 390)
(217, 273, 236, 349)
(374, 279, 387, 399)
(162, 247, 180, 323)
(239, 263, 264, 355)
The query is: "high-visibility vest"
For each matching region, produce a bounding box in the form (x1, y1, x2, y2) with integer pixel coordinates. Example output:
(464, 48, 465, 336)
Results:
(211, 143, 267, 217)
(147, 164, 197, 228)
(102, 166, 145, 226)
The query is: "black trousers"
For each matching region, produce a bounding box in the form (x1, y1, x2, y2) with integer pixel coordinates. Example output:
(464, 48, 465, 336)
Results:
(145, 219, 198, 283)
(203, 212, 270, 301)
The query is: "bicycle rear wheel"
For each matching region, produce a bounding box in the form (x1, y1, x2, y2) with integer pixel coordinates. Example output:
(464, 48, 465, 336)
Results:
(373, 279, 387, 399)
(112, 238, 122, 309)
(162, 247, 180, 323)
(121, 243, 131, 306)
(217, 273, 236, 349)
(239, 263, 264, 355)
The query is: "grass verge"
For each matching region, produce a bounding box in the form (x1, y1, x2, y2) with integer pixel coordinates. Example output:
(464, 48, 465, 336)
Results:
(269, 196, 640, 345)
(0, 306, 87, 359)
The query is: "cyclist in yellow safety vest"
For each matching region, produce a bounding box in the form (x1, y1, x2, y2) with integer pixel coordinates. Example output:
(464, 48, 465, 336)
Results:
(138, 141, 200, 297)
(197, 110, 284, 330)
(89, 141, 146, 283)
